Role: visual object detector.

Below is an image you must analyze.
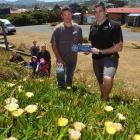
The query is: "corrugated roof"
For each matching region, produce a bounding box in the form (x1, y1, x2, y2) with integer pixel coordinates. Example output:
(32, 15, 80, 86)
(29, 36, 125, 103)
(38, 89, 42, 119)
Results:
(11, 8, 28, 14)
(107, 8, 140, 14)
(128, 13, 140, 16)
(73, 12, 82, 16)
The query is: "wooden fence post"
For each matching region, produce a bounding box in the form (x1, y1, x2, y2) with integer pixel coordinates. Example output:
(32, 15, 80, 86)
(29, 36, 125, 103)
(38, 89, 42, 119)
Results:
(0, 21, 9, 50)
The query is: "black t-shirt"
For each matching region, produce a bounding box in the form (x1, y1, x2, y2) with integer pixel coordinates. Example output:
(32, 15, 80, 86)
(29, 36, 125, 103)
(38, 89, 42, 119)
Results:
(89, 19, 123, 59)
(30, 46, 40, 57)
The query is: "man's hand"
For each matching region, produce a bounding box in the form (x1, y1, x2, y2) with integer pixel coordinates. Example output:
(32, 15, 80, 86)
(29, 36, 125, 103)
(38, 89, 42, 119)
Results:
(18, 61, 25, 65)
(56, 57, 64, 65)
(52, 45, 65, 64)
(91, 48, 100, 55)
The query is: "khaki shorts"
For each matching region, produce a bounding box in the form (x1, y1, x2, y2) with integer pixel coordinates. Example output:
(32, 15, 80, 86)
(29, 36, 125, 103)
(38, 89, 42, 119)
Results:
(93, 56, 118, 84)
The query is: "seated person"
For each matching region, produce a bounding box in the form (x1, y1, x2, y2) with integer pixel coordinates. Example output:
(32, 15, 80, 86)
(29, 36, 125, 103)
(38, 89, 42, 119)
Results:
(30, 40, 40, 57)
(37, 45, 51, 76)
(28, 56, 38, 73)
(36, 58, 49, 76)
(9, 50, 26, 65)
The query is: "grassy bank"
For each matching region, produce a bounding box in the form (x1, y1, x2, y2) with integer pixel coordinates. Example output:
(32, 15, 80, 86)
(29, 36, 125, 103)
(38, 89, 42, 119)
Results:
(0, 31, 139, 139)
(0, 75, 140, 139)
(0, 44, 140, 140)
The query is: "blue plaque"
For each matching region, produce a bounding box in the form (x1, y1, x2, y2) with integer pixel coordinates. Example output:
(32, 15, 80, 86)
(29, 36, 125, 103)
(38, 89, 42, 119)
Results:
(72, 44, 93, 53)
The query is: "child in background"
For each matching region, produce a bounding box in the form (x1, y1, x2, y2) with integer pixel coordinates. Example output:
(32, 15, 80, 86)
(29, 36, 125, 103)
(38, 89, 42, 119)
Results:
(29, 56, 38, 74)
(38, 58, 49, 76)
(30, 40, 40, 57)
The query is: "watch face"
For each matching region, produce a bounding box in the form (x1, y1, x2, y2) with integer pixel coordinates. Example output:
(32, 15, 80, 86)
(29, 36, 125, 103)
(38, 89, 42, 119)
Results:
(99, 51, 102, 55)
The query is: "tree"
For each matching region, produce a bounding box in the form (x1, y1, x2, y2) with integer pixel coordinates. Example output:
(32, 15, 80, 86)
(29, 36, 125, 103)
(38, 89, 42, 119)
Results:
(47, 10, 61, 23)
(7, 8, 62, 26)
(69, 3, 81, 13)
(32, 11, 47, 24)
(80, 5, 89, 14)
(108, 0, 128, 7)
(53, 4, 61, 11)
(34, 5, 40, 10)
(8, 14, 37, 26)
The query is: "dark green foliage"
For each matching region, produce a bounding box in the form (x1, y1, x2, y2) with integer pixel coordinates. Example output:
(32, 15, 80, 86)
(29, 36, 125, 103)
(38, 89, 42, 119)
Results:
(7, 8, 61, 26)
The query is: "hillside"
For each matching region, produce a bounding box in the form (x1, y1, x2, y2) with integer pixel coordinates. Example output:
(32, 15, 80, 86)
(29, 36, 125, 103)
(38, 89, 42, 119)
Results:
(0, 48, 140, 139)
(0, 28, 140, 138)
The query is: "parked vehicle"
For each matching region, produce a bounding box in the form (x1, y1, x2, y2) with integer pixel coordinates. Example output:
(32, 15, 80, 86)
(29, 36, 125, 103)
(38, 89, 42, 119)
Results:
(0, 19, 16, 34)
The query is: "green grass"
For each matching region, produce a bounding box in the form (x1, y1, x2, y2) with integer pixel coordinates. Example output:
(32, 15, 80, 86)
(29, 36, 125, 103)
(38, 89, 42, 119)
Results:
(0, 49, 31, 80)
(0, 76, 140, 140)
(0, 49, 140, 140)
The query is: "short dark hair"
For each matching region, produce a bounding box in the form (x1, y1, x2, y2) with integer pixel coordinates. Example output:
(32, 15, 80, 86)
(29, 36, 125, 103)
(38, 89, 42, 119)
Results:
(95, 2, 106, 11)
(61, 7, 72, 14)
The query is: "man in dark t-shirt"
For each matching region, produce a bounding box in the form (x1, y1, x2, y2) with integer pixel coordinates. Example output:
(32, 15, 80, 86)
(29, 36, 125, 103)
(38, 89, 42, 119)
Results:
(89, 2, 123, 101)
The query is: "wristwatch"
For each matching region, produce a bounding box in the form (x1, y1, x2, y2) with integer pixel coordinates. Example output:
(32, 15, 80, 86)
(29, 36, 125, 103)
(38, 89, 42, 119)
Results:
(99, 50, 103, 55)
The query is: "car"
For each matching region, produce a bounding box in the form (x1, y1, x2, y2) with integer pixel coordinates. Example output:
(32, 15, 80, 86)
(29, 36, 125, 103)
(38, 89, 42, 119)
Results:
(0, 19, 16, 34)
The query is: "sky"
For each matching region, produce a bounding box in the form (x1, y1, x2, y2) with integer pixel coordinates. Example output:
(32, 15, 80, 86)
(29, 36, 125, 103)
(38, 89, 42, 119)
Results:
(6, 0, 66, 1)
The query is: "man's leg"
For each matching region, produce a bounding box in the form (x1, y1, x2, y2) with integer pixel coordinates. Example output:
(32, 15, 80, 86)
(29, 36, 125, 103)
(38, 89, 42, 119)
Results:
(99, 76, 113, 101)
(101, 57, 119, 101)
(57, 68, 65, 88)
(65, 61, 76, 86)
(93, 59, 104, 98)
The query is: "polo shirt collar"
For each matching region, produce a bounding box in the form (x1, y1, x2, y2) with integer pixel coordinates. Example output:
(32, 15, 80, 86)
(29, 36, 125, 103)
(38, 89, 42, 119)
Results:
(98, 19, 109, 27)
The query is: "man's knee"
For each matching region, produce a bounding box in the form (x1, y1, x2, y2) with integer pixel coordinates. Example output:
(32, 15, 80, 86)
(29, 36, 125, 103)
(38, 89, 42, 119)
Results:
(104, 76, 113, 80)
(103, 76, 113, 85)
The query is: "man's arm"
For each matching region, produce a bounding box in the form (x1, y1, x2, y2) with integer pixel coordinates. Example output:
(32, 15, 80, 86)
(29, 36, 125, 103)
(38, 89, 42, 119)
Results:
(101, 41, 123, 54)
(51, 27, 64, 64)
(92, 23, 123, 55)
(92, 41, 123, 55)
(18, 61, 25, 65)
(52, 44, 64, 64)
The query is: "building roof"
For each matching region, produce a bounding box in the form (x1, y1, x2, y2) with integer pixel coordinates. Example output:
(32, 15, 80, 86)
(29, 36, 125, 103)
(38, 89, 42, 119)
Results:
(84, 13, 95, 17)
(107, 8, 140, 14)
(73, 12, 82, 16)
(128, 13, 140, 17)
(0, 8, 10, 15)
(11, 8, 28, 14)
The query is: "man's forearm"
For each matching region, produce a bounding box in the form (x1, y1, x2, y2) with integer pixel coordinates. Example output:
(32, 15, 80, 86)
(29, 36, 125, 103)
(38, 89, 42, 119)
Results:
(101, 42, 123, 54)
(52, 45, 62, 61)
(18, 61, 25, 65)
